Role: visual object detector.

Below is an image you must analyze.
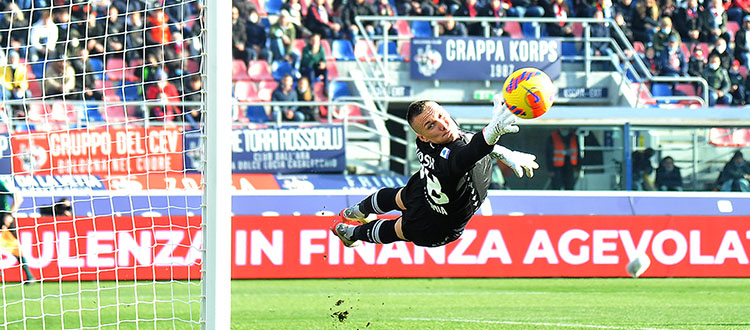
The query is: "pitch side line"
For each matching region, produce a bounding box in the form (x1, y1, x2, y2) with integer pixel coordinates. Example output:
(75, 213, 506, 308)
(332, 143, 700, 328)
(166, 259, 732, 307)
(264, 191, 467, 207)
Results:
(401, 317, 682, 330)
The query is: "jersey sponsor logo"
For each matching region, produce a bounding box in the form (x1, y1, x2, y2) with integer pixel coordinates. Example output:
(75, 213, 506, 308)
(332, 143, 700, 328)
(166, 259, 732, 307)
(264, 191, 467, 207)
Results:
(439, 148, 451, 159)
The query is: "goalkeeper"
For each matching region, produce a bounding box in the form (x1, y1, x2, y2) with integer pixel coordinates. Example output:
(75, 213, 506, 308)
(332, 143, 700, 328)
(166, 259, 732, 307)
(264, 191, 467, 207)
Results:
(0, 180, 35, 284)
(332, 94, 538, 247)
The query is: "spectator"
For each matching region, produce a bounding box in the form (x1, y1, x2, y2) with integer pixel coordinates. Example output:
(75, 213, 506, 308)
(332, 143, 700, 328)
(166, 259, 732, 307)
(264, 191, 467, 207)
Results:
(545, 128, 581, 190)
(703, 53, 733, 105)
(402, 0, 435, 16)
(613, 0, 635, 30)
(375, 0, 398, 36)
(126, 11, 146, 61)
(655, 156, 683, 191)
(269, 12, 297, 63)
(44, 59, 75, 99)
(672, 0, 702, 46)
(0, 3, 30, 51)
(300, 34, 328, 88)
(612, 13, 633, 49)
(146, 70, 181, 121)
(145, 9, 174, 62)
(305, 0, 343, 40)
(731, 0, 750, 24)
(272, 74, 303, 122)
(652, 17, 681, 54)
(231, 6, 250, 65)
(85, 11, 106, 59)
(182, 75, 203, 129)
(734, 16, 750, 68)
(69, 48, 103, 102)
(656, 35, 688, 79)
(1, 51, 31, 103)
(640, 46, 659, 76)
(708, 37, 734, 69)
(507, 0, 545, 18)
(728, 60, 746, 105)
(455, 0, 485, 36)
(700, 0, 731, 44)
(632, 0, 659, 44)
(342, 0, 379, 39)
(296, 76, 317, 121)
(716, 150, 750, 191)
(632, 147, 655, 191)
(29, 10, 58, 61)
(439, 15, 468, 36)
(590, 10, 611, 56)
(54, 7, 82, 57)
(39, 198, 73, 217)
(544, 0, 574, 38)
(281, 0, 313, 38)
(246, 9, 272, 61)
(105, 6, 126, 56)
(687, 46, 706, 91)
(482, 0, 509, 37)
(234, 0, 257, 19)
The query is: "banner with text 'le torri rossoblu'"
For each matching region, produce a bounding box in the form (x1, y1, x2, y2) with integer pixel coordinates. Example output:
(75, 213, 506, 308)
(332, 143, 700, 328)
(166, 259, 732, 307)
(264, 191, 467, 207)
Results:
(410, 37, 562, 81)
(183, 125, 346, 174)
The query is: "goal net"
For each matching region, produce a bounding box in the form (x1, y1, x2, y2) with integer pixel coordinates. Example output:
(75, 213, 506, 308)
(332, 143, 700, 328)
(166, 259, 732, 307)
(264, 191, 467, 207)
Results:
(0, 1, 206, 328)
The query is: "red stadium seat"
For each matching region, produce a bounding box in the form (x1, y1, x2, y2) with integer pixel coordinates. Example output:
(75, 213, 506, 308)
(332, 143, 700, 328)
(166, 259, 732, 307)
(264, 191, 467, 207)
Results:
(27, 79, 42, 98)
(399, 41, 411, 62)
(234, 81, 259, 101)
(727, 21, 740, 35)
(632, 41, 645, 54)
(232, 60, 251, 81)
(674, 83, 696, 96)
(104, 105, 128, 123)
(320, 39, 334, 61)
(257, 80, 278, 102)
(327, 61, 339, 79)
(354, 39, 376, 61)
(247, 60, 274, 81)
(105, 58, 126, 81)
(504, 22, 523, 38)
(393, 20, 412, 37)
(292, 39, 307, 56)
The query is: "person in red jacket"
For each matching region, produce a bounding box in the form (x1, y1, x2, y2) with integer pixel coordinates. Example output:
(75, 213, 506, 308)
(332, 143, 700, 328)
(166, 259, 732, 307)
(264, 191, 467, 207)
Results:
(146, 70, 181, 121)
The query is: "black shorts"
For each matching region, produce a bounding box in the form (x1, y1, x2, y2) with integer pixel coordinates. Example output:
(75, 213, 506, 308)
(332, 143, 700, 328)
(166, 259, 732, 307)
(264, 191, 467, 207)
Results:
(400, 213, 466, 247)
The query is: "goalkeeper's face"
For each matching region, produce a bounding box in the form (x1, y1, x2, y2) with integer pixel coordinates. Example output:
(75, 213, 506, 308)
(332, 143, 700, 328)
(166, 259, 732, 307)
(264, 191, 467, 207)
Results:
(412, 102, 460, 145)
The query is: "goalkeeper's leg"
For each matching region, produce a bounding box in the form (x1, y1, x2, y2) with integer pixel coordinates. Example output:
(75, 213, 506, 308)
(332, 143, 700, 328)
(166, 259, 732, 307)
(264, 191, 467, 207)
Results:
(341, 187, 404, 223)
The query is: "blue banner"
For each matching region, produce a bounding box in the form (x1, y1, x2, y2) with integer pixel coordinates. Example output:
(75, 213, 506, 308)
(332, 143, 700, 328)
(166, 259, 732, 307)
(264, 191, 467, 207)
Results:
(410, 37, 562, 80)
(184, 125, 346, 174)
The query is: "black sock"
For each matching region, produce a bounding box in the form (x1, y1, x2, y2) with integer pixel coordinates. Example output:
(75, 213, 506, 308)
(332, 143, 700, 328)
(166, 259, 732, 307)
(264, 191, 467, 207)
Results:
(352, 219, 402, 244)
(357, 187, 401, 215)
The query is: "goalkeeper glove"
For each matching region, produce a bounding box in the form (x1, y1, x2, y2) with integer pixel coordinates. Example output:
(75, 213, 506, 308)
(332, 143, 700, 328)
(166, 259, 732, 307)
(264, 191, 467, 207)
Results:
(482, 94, 519, 145)
(490, 145, 539, 178)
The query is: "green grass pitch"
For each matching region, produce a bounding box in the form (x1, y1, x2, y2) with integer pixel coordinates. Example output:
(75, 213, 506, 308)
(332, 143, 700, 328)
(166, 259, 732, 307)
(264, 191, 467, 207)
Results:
(1, 278, 749, 329)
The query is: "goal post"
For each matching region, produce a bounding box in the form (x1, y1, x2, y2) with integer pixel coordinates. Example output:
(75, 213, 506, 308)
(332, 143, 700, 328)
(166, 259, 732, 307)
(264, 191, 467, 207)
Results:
(0, 0, 232, 328)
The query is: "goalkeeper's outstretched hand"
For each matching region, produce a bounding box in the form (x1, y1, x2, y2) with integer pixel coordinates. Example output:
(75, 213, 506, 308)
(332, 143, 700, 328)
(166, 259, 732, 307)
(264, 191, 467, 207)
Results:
(482, 94, 519, 145)
(490, 145, 539, 178)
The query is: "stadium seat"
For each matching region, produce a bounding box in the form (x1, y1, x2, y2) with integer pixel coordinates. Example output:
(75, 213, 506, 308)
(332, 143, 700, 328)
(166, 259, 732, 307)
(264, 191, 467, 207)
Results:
(378, 41, 402, 61)
(105, 58, 126, 81)
(232, 60, 251, 81)
(632, 41, 645, 54)
(651, 83, 673, 104)
(234, 81, 259, 101)
(265, 0, 283, 15)
(27, 79, 42, 98)
(326, 60, 340, 79)
(30, 62, 46, 80)
(186, 59, 200, 73)
(727, 21, 740, 35)
(394, 20, 412, 37)
(257, 80, 278, 102)
(504, 22, 523, 38)
(292, 39, 307, 56)
(330, 81, 351, 100)
(116, 82, 141, 102)
(271, 60, 295, 81)
(246, 106, 269, 123)
(103, 105, 128, 122)
(313, 81, 326, 100)
(561, 42, 578, 56)
(320, 39, 334, 61)
(354, 39, 376, 60)
(332, 40, 356, 61)
(674, 83, 696, 96)
(521, 22, 540, 38)
(411, 21, 433, 38)
(247, 60, 274, 81)
(333, 104, 363, 121)
(89, 58, 105, 80)
(399, 41, 411, 62)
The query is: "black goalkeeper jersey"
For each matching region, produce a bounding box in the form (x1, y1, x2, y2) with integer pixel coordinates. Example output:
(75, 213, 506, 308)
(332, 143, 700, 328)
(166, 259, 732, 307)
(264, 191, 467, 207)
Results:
(401, 131, 494, 242)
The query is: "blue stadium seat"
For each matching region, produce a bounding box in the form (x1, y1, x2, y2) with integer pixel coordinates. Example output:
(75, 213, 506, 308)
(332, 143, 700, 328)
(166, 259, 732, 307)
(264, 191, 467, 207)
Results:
(271, 60, 294, 81)
(117, 82, 141, 102)
(651, 83, 673, 104)
(561, 42, 578, 56)
(332, 40, 356, 61)
(246, 106, 269, 122)
(85, 106, 104, 122)
(411, 21, 433, 38)
(30, 62, 45, 79)
(265, 0, 283, 15)
(89, 58, 105, 80)
(331, 81, 351, 100)
(521, 23, 539, 38)
(377, 41, 403, 61)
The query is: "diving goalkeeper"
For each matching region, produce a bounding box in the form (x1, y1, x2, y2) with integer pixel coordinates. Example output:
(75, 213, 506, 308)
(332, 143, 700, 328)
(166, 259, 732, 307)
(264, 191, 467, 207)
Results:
(332, 94, 538, 247)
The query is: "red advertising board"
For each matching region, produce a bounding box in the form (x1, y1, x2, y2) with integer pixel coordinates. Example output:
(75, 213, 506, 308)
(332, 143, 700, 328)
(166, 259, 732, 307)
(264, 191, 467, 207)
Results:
(2, 215, 749, 281)
(10, 127, 183, 175)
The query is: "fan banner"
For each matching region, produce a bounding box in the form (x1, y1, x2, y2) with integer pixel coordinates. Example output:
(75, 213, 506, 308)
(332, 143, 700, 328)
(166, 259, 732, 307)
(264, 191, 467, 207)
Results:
(183, 125, 346, 174)
(410, 37, 562, 80)
(9, 127, 184, 176)
(2, 215, 748, 281)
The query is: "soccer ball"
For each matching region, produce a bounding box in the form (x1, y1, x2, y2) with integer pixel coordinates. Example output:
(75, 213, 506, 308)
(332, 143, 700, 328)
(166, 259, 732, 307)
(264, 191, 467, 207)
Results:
(502, 68, 555, 119)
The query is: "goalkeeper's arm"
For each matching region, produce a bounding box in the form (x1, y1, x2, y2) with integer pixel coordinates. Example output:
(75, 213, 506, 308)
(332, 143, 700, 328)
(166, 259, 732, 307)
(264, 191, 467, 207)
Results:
(490, 145, 539, 178)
